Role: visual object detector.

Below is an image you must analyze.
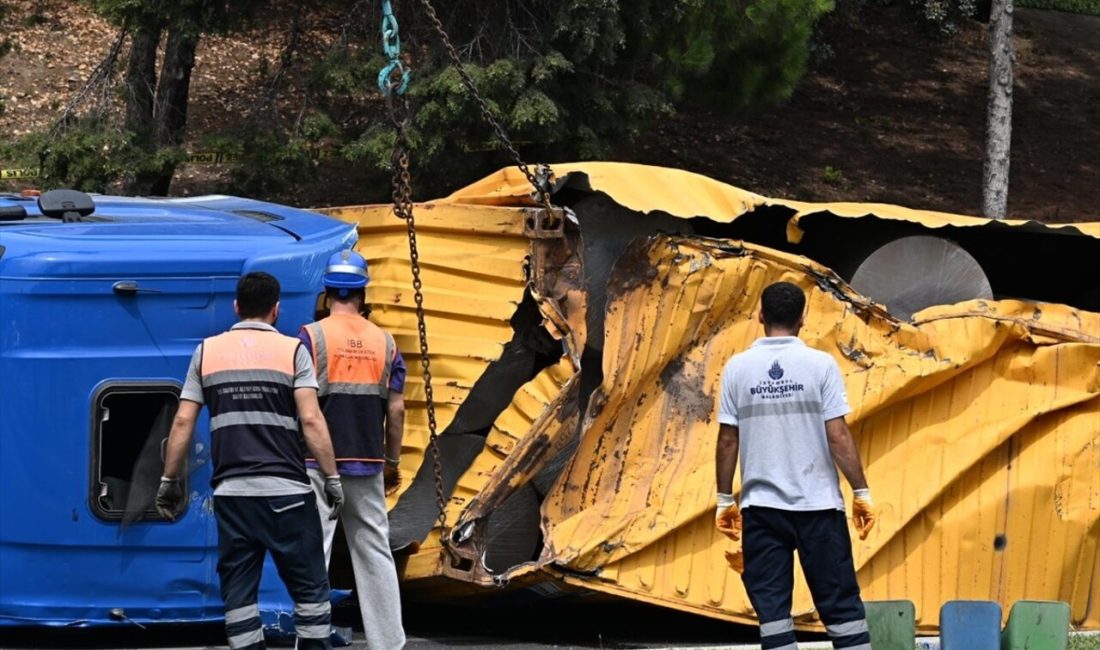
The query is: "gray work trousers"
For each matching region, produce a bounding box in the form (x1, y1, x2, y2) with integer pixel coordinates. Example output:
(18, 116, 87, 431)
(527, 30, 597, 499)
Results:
(308, 470, 406, 650)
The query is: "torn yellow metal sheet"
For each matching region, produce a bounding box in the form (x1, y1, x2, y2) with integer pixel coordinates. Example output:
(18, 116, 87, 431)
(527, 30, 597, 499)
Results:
(780, 200, 1100, 243)
(322, 162, 1099, 632)
(447, 162, 1100, 240)
(444, 162, 769, 219)
(540, 235, 1099, 631)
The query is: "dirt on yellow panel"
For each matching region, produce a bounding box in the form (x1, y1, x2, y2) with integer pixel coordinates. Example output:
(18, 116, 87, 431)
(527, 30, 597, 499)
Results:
(323, 163, 1100, 631)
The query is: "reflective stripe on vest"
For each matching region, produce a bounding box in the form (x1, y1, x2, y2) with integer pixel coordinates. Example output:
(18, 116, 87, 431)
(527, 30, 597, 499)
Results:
(306, 313, 394, 464)
(200, 328, 307, 486)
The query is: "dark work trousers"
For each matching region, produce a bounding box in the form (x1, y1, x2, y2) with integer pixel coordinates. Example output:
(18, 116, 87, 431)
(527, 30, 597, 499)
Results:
(213, 494, 332, 650)
(741, 507, 871, 650)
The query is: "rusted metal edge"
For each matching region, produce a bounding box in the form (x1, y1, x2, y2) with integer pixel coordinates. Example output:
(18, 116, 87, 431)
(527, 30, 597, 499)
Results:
(438, 210, 587, 586)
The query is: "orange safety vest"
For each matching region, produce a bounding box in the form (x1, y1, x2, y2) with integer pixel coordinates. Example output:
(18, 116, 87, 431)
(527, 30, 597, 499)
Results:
(301, 313, 394, 468)
(199, 326, 308, 486)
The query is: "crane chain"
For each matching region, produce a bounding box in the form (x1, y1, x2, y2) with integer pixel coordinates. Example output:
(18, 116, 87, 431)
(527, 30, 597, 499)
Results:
(386, 89, 449, 539)
(379, 0, 564, 549)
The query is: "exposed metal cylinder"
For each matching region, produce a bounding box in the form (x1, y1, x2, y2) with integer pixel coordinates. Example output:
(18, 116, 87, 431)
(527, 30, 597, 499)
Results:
(849, 235, 993, 320)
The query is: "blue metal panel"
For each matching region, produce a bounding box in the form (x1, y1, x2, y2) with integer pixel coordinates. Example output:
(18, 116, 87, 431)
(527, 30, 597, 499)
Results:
(940, 600, 1002, 650)
(0, 194, 358, 628)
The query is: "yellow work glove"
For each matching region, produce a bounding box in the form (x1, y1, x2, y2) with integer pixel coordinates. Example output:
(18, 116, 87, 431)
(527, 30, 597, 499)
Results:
(716, 493, 744, 573)
(715, 493, 742, 541)
(851, 488, 876, 540)
(724, 549, 745, 573)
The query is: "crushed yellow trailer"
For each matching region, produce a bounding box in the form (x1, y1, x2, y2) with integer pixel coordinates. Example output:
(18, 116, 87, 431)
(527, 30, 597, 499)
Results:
(319, 163, 1100, 633)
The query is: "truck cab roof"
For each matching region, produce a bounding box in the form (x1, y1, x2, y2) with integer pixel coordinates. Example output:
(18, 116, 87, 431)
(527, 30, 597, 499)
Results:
(0, 190, 357, 280)
(0, 191, 345, 240)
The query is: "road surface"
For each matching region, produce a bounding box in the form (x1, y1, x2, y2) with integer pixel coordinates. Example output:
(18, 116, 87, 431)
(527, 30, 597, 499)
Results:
(1, 597, 782, 649)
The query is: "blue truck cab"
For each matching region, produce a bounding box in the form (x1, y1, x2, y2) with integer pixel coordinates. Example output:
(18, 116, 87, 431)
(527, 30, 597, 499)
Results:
(0, 190, 357, 627)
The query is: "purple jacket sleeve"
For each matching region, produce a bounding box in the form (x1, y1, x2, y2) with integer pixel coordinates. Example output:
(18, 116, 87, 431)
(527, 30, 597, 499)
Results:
(389, 348, 406, 393)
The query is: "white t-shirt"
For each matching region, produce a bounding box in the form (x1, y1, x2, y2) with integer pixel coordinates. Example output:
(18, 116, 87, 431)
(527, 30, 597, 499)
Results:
(718, 336, 851, 511)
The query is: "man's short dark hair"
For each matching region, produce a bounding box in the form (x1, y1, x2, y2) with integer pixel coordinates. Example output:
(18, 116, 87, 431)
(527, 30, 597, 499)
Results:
(761, 281, 806, 329)
(237, 272, 280, 318)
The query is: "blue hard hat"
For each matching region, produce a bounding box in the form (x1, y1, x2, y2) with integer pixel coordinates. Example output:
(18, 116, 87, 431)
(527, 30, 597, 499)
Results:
(323, 249, 369, 289)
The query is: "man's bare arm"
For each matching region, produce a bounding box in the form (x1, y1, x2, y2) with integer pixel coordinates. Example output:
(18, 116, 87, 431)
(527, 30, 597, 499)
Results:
(294, 387, 338, 476)
(385, 392, 405, 461)
(162, 400, 201, 479)
(824, 416, 868, 490)
(715, 424, 740, 494)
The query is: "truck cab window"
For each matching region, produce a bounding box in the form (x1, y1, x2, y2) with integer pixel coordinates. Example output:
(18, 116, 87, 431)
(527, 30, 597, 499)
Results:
(91, 385, 184, 522)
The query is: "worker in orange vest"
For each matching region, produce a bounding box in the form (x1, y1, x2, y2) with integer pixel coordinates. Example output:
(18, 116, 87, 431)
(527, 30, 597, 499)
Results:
(158, 271, 343, 650)
(298, 250, 406, 649)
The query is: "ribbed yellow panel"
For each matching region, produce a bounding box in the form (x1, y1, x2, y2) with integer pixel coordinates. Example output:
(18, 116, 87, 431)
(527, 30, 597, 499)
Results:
(318, 203, 573, 577)
(321, 202, 528, 446)
(542, 236, 1099, 631)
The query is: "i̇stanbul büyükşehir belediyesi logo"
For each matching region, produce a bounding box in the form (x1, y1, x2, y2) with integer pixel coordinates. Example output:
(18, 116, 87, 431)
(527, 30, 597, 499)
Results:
(750, 360, 805, 398)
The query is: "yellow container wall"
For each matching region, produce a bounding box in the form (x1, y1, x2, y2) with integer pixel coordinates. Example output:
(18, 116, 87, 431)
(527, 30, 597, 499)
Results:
(541, 236, 1099, 631)
(322, 162, 1100, 631)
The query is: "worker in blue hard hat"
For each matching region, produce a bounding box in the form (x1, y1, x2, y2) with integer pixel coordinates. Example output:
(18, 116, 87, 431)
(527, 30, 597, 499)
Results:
(298, 249, 407, 649)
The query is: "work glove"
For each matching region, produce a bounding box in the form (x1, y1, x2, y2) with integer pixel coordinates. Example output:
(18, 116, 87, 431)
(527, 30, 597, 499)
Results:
(851, 488, 876, 540)
(324, 475, 345, 521)
(155, 477, 184, 521)
(715, 493, 742, 541)
(716, 493, 745, 573)
(383, 461, 402, 497)
(724, 549, 745, 574)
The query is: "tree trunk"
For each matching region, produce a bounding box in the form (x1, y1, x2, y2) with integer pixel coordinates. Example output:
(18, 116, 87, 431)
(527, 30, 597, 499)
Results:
(981, 0, 1014, 219)
(123, 26, 162, 196)
(149, 28, 199, 195)
(124, 27, 161, 143)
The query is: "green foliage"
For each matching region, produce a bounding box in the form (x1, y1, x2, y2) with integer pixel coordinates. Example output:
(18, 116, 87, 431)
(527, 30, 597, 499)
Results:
(1018, 0, 1100, 14)
(822, 165, 845, 184)
(8, 0, 840, 198)
(1069, 635, 1100, 650)
(216, 112, 338, 197)
(86, 0, 269, 34)
(311, 0, 835, 191)
(657, 0, 835, 108)
(0, 119, 180, 193)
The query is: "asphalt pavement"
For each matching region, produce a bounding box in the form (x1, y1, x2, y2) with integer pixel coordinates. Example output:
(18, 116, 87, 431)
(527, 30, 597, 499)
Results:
(0, 597, 773, 650)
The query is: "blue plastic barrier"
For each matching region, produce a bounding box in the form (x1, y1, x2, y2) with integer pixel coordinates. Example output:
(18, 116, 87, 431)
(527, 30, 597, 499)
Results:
(940, 600, 1002, 650)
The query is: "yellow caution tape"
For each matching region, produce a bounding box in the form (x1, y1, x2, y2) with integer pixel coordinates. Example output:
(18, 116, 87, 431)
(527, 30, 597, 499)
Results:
(0, 167, 42, 180)
(184, 151, 242, 165)
(1, 152, 244, 179)
(2, 148, 338, 179)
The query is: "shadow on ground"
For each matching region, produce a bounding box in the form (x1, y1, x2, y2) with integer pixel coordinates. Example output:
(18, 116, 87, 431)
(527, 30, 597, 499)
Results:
(0, 596, 790, 649)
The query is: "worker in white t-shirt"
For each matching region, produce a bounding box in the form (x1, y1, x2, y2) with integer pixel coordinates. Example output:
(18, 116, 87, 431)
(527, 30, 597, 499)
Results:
(715, 281, 876, 650)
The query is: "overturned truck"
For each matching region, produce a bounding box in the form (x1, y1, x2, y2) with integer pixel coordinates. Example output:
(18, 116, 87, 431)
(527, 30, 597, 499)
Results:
(0, 163, 1095, 633)
(322, 162, 1100, 634)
